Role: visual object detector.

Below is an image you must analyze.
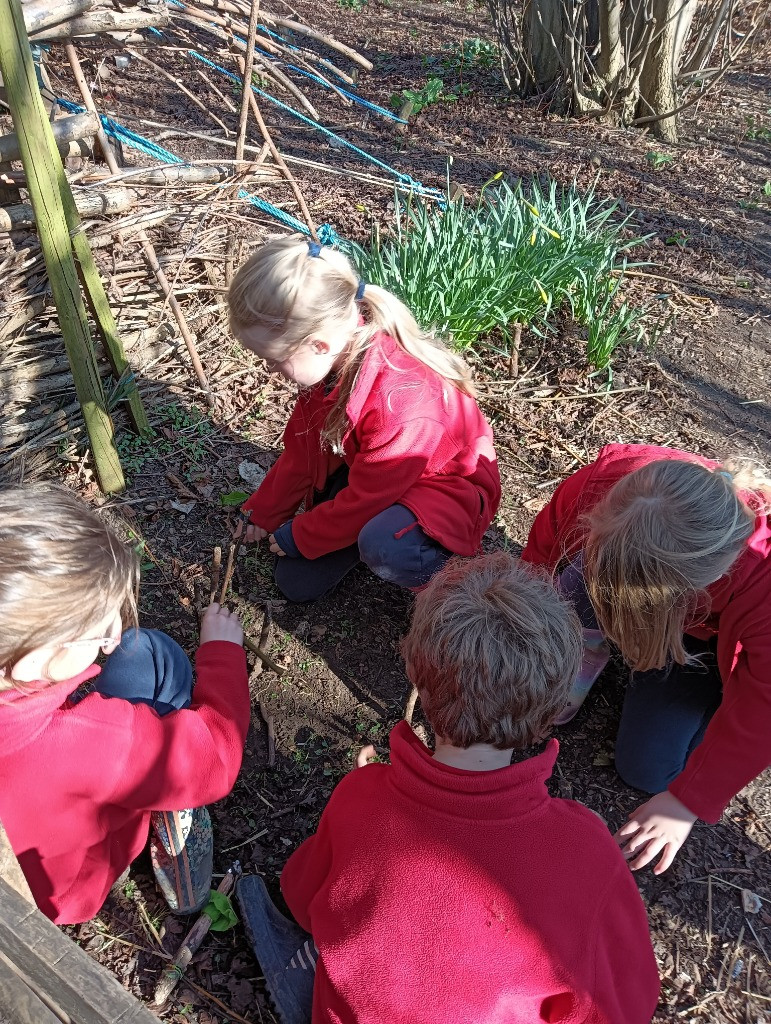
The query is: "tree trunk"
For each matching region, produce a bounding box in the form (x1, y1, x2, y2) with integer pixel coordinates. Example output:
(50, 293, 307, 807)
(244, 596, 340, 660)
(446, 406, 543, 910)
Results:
(637, 0, 680, 141)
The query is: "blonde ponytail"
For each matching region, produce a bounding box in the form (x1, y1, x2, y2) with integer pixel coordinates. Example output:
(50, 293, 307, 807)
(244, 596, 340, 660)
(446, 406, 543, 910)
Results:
(583, 458, 764, 672)
(228, 236, 475, 452)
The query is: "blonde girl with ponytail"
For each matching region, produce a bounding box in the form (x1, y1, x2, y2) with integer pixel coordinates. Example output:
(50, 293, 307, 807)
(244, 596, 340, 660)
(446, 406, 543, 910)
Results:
(228, 236, 501, 602)
(521, 444, 771, 876)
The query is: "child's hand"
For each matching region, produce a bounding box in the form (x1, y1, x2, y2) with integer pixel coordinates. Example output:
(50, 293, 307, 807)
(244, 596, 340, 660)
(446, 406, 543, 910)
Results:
(199, 603, 244, 647)
(269, 533, 286, 557)
(613, 791, 697, 874)
(355, 744, 377, 768)
(245, 524, 269, 544)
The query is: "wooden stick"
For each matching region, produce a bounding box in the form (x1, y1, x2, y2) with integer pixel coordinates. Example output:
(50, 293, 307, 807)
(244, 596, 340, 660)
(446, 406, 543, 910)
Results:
(244, 636, 284, 676)
(153, 865, 239, 1006)
(259, 701, 276, 766)
(0, 110, 97, 163)
(235, 52, 317, 239)
(227, 0, 260, 287)
(0, 2, 124, 494)
(64, 44, 214, 406)
(404, 684, 420, 725)
(210, 545, 222, 604)
(217, 542, 237, 604)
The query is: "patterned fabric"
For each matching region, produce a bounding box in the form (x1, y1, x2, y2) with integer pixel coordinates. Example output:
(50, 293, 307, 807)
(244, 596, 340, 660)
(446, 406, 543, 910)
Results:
(150, 807, 213, 915)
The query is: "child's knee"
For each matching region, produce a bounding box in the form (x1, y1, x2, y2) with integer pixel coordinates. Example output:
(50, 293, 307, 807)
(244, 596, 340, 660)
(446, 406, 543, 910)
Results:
(614, 746, 672, 794)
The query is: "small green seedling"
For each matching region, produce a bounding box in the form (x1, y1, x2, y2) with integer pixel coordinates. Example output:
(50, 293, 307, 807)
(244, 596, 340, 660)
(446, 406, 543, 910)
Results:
(645, 152, 675, 169)
(391, 77, 458, 115)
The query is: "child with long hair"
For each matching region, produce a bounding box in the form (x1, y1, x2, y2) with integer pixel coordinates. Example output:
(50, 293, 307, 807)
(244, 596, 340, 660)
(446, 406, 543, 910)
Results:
(521, 443, 771, 875)
(0, 483, 250, 924)
(238, 554, 659, 1024)
(227, 236, 501, 602)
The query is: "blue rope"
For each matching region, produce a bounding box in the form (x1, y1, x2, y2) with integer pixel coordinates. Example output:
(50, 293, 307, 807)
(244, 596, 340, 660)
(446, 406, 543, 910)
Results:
(55, 98, 338, 240)
(188, 51, 444, 201)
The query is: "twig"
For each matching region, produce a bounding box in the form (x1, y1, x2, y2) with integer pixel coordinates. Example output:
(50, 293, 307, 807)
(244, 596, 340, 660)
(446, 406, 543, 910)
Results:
(217, 541, 238, 604)
(210, 545, 222, 604)
(235, 52, 318, 239)
(227, 0, 262, 286)
(404, 685, 420, 725)
(259, 701, 276, 766)
(193, 579, 204, 623)
(707, 874, 713, 958)
(125, 47, 232, 136)
(244, 636, 284, 675)
(221, 827, 268, 852)
(184, 977, 261, 1024)
(153, 865, 239, 1005)
(745, 917, 770, 965)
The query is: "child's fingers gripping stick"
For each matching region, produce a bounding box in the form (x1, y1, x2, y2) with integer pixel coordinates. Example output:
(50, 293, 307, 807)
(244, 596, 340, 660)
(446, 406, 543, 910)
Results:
(199, 603, 244, 647)
(245, 524, 268, 544)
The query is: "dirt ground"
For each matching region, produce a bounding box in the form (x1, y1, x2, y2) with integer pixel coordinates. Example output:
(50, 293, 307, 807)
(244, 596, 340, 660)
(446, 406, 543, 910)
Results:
(26, 0, 771, 1020)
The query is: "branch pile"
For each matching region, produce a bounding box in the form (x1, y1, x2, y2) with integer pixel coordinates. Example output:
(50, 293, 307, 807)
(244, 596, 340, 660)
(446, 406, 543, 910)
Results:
(0, 0, 374, 478)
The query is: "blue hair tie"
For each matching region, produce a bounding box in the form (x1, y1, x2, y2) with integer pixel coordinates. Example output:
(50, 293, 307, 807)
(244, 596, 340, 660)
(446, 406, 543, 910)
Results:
(355, 280, 366, 301)
(307, 240, 322, 258)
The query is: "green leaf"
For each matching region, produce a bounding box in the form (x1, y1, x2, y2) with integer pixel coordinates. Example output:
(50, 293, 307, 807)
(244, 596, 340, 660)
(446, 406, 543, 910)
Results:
(202, 890, 238, 931)
(220, 490, 250, 506)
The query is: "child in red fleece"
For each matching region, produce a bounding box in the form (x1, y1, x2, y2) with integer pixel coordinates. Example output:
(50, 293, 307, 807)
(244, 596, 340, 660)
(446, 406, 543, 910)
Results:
(241, 553, 659, 1024)
(0, 483, 250, 924)
(227, 235, 500, 602)
(521, 444, 771, 876)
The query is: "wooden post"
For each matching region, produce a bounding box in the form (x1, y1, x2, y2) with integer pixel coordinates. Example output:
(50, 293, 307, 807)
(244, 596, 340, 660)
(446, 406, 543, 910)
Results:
(0, 877, 158, 1024)
(0, 0, 124, 493)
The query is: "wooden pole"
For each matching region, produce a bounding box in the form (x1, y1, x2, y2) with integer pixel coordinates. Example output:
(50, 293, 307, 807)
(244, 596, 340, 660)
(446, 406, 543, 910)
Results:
(0, 0, 124, 493)
(65, 44, 214, 407)
(226, 0, 261, 286)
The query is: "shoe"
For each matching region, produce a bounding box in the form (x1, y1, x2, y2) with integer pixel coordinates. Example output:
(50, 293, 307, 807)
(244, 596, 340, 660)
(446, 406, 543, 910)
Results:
(237, 874, 315, 1024)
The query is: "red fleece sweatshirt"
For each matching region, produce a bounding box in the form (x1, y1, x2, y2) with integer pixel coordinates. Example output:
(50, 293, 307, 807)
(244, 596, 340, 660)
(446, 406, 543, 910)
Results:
(0, 641, 249, 924)
(242, 332, 501, 559)
(521, 443, 771, 824)
(281, 722, 660, 1024)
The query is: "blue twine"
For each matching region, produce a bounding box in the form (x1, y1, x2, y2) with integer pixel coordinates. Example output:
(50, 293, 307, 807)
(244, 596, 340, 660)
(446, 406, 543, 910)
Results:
(188, 51, 444, 201)
(55, 98, 339, 241)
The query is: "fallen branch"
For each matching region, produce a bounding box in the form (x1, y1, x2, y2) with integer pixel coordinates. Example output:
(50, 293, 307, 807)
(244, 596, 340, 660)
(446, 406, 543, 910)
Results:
(0, 111, 97, 163)
(22, 0, 94, 36)
(0, 184, 135, 231)
(30, 6, 170, 41)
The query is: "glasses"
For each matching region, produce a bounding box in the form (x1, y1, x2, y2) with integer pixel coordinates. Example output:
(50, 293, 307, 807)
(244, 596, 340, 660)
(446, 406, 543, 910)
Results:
(59, 635, 121, 654)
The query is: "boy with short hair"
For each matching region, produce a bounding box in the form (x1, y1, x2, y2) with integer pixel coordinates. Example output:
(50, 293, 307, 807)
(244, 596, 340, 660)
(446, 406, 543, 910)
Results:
(243, 553, 660, 1024)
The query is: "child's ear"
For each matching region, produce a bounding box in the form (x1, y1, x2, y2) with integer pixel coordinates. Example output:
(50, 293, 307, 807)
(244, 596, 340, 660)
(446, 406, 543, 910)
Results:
(6, 647, 52, 684)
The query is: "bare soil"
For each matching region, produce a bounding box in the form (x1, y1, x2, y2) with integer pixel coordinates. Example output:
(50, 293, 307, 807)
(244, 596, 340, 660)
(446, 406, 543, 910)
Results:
(33, 1, 771, 1020)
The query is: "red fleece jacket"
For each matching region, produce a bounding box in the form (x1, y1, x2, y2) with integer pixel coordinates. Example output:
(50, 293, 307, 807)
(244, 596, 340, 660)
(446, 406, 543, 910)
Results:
(242, 332, 501, 559)
(281, 722, 660, 1024)
(0, 641, 249, 924)
(521, 443, 771, 824)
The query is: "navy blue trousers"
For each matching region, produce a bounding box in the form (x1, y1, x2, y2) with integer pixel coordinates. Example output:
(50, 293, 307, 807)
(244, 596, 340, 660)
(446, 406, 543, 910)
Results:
(275, 503, 452, 602)
(559, 558, 723, 794)
(82, 627, 194, 713)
